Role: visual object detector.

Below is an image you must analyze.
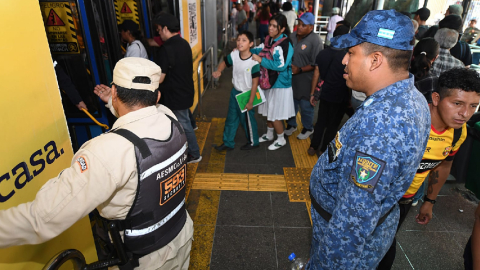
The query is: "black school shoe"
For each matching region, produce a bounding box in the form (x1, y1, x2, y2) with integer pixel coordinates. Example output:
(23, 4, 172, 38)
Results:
(240, 143, 259, 150)
(214, 143, 234, 151)
(187, 154, 202, 164)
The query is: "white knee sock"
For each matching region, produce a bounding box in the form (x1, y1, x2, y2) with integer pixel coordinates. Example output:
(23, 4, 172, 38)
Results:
(277, 132, 286, 143)
(267, 127, 274, 138)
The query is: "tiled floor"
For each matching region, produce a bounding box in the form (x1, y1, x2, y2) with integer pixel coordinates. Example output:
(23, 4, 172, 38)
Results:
(210, 191, 311, 270)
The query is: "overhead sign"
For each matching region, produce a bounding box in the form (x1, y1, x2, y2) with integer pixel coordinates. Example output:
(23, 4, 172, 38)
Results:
(114, 0, 140, 25)
(40, 1, 79, 54)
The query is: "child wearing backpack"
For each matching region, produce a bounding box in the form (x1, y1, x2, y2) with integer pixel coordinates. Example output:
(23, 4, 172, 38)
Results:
(251, 14, 295, 150)
(212, 31, 260, 151)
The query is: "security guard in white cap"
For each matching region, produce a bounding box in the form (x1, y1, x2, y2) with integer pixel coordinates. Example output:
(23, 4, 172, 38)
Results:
(0, 57, 194, 270)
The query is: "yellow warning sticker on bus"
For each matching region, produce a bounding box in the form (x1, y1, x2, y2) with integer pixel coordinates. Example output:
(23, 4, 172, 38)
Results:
(114, 0, 140, 25)
(40, 2, 80, 54)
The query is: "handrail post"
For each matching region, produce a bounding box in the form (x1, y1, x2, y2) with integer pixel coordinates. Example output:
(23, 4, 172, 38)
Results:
(196, 46, 214, 119)
(197, 60, 203, 118)
(210, 46, 216, 89)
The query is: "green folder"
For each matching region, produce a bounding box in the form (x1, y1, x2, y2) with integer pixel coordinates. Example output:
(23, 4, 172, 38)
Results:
(235, 87, 266, 113)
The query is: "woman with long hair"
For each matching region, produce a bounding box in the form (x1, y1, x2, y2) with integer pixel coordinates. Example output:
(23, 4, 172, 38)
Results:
(256, 5, 271, 43)
(251, 14, 295, 150)
(410, 37, 440, 103)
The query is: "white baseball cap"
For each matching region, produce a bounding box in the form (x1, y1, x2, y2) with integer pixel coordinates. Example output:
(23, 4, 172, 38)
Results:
(112, 57, 161, 92)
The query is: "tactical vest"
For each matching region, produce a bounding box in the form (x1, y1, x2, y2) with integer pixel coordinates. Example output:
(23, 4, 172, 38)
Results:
(111, 115, 188, 256)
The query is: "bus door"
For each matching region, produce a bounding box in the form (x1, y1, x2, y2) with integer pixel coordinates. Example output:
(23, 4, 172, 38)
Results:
(39, 0, 117, 151)
(112, 0, 152, 56)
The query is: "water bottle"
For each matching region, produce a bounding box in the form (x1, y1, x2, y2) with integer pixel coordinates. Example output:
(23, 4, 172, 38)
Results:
(288, 253, 307, 270)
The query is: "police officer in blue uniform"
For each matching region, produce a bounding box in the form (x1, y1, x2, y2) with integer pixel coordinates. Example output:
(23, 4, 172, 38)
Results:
(307, 10, 431, 269)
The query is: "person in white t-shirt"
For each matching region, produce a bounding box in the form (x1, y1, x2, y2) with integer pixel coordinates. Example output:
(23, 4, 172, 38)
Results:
(326, 7, 343, 41)
(212, 31, 260, 151)
(231, 3, 238, 37)
(119, 20, 148, 59)
(281, 2, 297, 33)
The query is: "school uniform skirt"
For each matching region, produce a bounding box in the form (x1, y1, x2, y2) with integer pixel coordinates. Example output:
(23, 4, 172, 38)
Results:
(258, 86, 295, 122)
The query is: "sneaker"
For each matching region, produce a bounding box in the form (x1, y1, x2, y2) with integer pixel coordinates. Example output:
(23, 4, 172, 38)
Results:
(411, 200, 419, 207)
(193, 126, 199, 131)
(214, 143, 234, 151)
(307, 147, 316, 156)
(284, 125, 297, 136)
(268, 139, 286, 150)
(187, 155, 202, 164)
(297, 129, 314, 140)
(240, 143, 259, 150)
(259, 134, 274, 143)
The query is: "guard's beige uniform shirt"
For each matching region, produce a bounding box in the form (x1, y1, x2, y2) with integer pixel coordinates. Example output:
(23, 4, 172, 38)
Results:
(0, 104, 194, 269)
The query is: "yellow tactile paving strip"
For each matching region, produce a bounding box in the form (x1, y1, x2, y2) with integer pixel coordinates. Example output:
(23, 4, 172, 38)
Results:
(188, 118, 223, 270)
(192, 173, 287, 192)
(284, 167, 312, 202)
(284, 166, 313, 225)
(287, 113, 318, 168)
(188, 190, 220, 270)
(185, 121, 211, 200)
(306, 200, 312, 225)
(206, 118, 227, 173)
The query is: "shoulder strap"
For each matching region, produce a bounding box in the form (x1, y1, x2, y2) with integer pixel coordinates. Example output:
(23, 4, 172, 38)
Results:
(264, 35, 271, 48)
(111, 129, 152, 159)
(270, 36, 287, 50)
(452, 127, 463, 148)
(165, 114, 185, 135)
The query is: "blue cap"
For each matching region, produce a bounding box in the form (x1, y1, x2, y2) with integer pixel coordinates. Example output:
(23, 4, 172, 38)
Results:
(288, 253, 296, 261)
(331, 9, 414, 51)
(297, 12, 315, 25)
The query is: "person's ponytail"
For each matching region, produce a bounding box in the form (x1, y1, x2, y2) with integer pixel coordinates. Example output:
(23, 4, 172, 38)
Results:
(410, 38, 440, 81)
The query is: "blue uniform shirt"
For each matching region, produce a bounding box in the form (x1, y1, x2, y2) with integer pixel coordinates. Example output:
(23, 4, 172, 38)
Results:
(308, 74, 430, 269)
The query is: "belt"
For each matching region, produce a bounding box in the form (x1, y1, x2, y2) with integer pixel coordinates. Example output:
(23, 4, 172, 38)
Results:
(309, 189, 394, 227)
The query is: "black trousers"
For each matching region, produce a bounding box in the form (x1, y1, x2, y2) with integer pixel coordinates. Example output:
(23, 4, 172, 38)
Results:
(377, 202, 413, 270)
(310, 99, 347, 152)
(464, 236, 473, 270)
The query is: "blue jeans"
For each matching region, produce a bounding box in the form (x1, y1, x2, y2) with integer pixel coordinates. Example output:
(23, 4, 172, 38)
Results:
(172, 109, 200, 158)
(259, 24, 269, 43)
(286, 98, 314, 130)
(238, 23, 248, 33)
(413, 176, 428, 203)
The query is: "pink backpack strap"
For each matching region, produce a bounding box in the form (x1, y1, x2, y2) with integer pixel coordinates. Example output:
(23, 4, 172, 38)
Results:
(268, 36, 287, 54)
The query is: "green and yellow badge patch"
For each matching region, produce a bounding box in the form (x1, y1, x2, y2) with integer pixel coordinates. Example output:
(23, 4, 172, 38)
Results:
(349, 151, 386, 193)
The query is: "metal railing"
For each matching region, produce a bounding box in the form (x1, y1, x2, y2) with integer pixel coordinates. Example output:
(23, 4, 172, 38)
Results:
(196, 45, 215, 118)
(314, 16, 330, 36)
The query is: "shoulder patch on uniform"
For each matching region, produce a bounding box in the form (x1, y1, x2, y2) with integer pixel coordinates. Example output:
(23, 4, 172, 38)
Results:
(76, 156, 88, 173)
(349, 151, 386, 193)
(327, 131, 343, 163)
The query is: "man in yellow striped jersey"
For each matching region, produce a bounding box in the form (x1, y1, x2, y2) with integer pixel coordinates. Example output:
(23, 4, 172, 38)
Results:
(379, 67, 480, 269)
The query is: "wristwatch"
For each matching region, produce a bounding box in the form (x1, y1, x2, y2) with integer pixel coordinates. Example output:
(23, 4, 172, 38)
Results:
(423, 195, 436, 204)
(299, 67, 303, 74)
